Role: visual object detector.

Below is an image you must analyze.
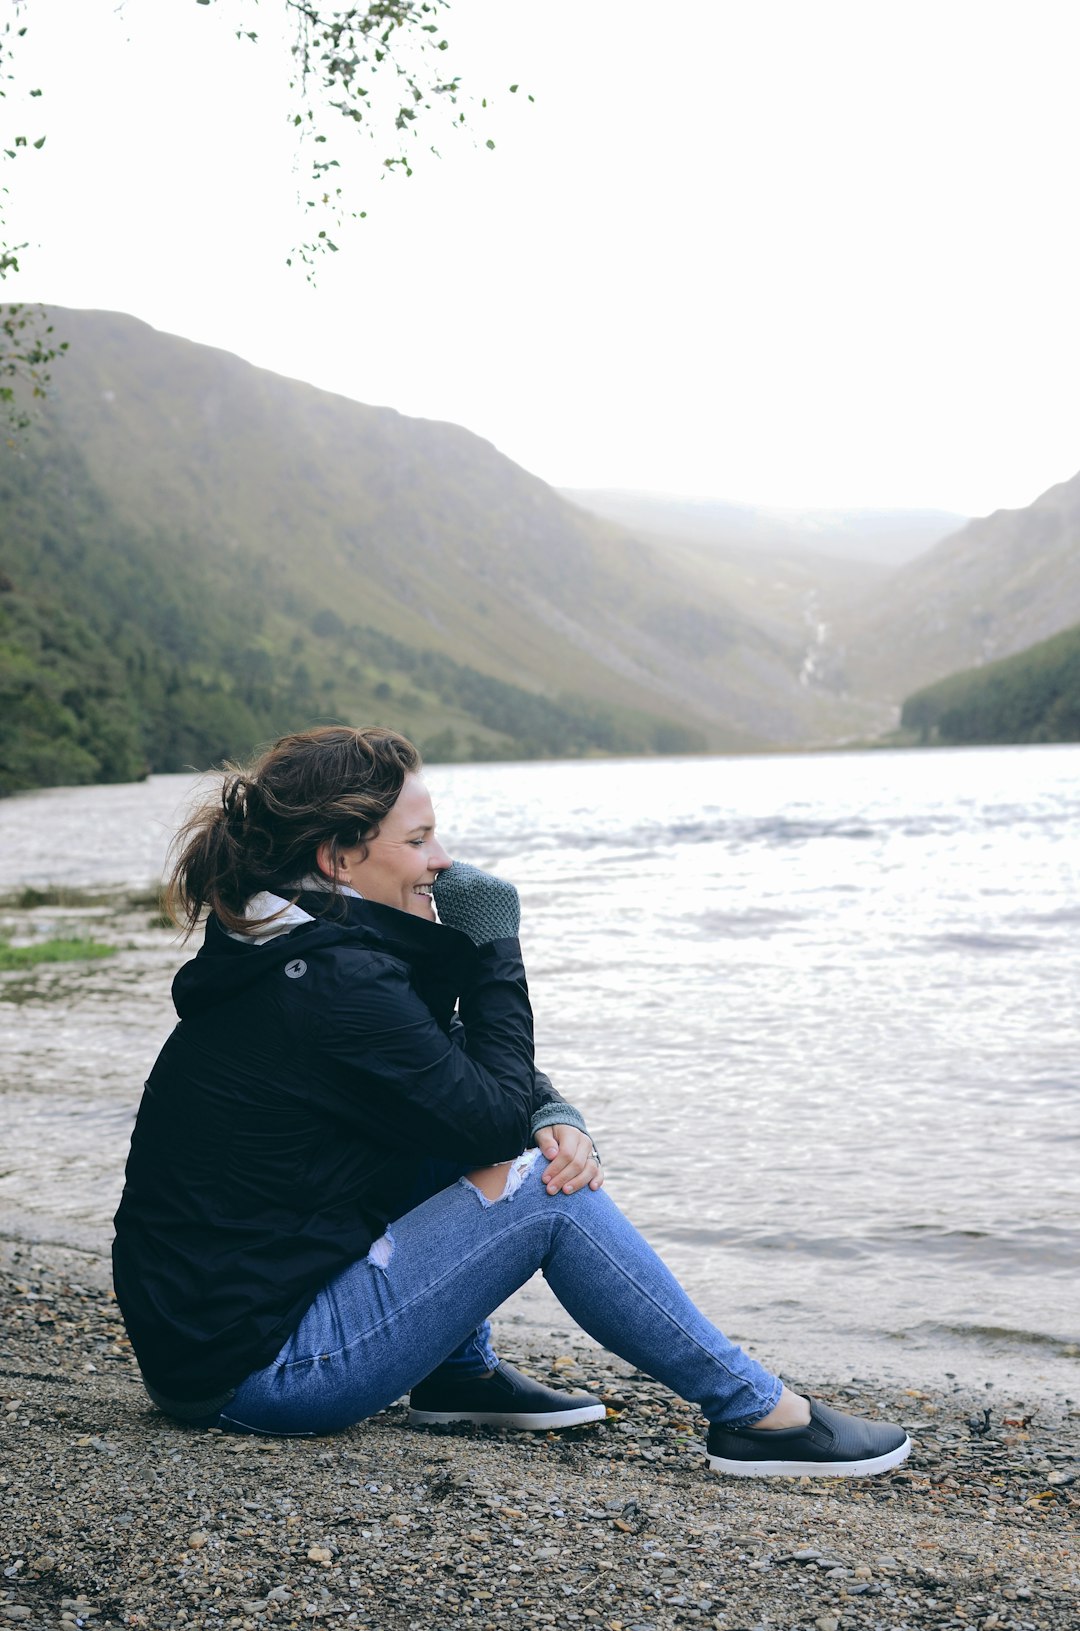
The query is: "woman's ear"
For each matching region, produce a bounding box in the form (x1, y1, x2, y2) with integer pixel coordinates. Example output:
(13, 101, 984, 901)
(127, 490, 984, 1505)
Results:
(315, 840, 340, 881)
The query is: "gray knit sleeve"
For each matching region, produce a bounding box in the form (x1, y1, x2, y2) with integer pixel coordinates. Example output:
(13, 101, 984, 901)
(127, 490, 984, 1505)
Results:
(529, 1100, 589, 1141)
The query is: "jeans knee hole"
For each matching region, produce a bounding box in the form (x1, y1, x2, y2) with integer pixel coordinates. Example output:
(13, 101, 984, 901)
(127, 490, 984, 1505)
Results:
(366, 1229, 394, 1271)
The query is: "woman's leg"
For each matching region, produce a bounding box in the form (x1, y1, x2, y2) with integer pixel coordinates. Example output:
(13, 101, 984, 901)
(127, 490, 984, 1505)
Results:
(221, 1160, 781, 1436)
(392, 1155, 498, 1378)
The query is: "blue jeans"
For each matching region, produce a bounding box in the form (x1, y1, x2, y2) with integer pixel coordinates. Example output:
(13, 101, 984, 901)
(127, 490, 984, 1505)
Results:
(220, 1157, 782, 1436)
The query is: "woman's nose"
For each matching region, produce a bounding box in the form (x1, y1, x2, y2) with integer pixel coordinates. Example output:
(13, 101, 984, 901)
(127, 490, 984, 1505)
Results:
(430, 842, 453, 871)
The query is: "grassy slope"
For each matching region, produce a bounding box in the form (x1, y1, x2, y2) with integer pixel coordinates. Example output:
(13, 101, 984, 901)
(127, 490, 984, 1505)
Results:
(40, 310, 739, 732)
(0, 427, 709, 792)
(839, 469, 1080, 702)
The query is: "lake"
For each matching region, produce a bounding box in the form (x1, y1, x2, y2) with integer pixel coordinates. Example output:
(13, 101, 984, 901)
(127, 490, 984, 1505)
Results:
(1, 745, 1077, 1396)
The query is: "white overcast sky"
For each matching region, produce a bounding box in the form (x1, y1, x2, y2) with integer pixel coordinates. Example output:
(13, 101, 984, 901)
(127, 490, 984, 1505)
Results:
(4, 0, 1080, 515)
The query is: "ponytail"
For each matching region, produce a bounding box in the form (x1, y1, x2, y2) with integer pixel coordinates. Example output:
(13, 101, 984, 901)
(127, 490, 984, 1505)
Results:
(165, 726, 422, 938)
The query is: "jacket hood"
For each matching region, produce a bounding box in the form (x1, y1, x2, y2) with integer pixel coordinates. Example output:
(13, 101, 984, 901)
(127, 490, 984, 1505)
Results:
(171, 892, 478, 1020)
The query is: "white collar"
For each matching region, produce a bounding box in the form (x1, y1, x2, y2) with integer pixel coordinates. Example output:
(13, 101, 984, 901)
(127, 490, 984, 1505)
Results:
(226, 874, 362, 944)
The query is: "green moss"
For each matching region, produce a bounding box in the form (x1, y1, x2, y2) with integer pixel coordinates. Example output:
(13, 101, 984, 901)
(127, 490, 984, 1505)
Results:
(0, 937, 117, 970)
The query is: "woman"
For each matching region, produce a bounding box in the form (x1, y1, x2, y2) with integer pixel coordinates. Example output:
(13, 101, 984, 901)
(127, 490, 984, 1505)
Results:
(113, 725, 910, 1477)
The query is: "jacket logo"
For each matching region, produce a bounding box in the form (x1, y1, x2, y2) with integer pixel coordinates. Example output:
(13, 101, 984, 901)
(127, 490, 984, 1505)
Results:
(284, 959, 308, 980)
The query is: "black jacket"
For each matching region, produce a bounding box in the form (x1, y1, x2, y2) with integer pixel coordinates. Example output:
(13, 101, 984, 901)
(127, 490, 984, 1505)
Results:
(112, 892, 563, 1399)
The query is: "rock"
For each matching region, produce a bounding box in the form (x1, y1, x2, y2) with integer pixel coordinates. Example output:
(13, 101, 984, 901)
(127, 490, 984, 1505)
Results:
(815, 1619, 840, 1631)
(1, 1610, 33, 1623)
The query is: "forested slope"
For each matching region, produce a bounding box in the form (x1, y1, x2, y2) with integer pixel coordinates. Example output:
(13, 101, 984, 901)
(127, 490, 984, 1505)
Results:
(901, 623, 1080, 745)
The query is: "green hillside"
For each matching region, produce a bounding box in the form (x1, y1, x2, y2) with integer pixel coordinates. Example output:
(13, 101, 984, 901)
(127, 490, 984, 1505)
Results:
(2, 306, 909, 795)
(1, 427, 702, 795)
(36, 309, 773, 731)
(900, 623, 1080, 745)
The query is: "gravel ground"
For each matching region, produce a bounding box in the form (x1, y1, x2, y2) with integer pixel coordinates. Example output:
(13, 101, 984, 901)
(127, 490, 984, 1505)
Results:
(1, 1240, 1077, 1631)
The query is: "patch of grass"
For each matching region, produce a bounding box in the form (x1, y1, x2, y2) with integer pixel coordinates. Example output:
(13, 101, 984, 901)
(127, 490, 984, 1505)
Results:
(5, 886, 115, 910)
(0, 938, 118, 971)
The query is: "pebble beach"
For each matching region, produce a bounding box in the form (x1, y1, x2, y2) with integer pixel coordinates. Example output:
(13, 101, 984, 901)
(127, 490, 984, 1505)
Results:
(2, 1239, 1077, 1631)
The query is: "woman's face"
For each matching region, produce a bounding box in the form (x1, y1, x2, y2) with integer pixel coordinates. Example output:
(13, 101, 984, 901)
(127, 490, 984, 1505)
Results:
(323, 773, 451, 919)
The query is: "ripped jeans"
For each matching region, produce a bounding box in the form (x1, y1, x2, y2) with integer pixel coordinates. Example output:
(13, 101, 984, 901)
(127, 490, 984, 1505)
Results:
(219, 1153, 781, 1437)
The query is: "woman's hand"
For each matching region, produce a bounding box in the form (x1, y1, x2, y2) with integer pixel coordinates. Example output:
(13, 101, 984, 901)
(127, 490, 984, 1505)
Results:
(535, 1124, 604, 1194)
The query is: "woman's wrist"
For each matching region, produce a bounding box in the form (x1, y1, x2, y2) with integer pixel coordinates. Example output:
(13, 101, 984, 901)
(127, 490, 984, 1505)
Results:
(529, 1102, 588, 1141)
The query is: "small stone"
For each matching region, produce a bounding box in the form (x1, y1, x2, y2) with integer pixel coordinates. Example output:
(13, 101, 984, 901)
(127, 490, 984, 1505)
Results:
(793, 1549, 822, 1562)
(307, 1546, 332, 1564)
(815, 1619, 840, 1631)
(2, 1611, 33, 1623)
(188, 1531, 209, 1549)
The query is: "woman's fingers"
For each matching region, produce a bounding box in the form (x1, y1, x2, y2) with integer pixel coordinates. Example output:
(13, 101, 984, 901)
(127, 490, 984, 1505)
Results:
(541, 1126, 603, 1194)
(535, 1129, 560, 1161)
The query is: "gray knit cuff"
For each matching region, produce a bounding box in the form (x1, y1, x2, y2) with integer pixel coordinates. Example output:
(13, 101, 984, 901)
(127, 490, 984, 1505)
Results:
(530, 1101, 588, 1141)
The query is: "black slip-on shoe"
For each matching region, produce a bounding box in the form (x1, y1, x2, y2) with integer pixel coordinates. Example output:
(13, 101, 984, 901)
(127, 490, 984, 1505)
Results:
(408, 1361, 607, 1430)
(706, 1398, 911, 1478)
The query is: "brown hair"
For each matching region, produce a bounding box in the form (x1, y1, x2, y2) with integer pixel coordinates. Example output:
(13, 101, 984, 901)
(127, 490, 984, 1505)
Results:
(166, 725, 423, 938)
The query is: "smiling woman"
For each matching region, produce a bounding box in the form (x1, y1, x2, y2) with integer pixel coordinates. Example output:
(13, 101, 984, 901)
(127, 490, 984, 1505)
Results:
(317, 773, 452, 920)
(111, 723, 909, 1476)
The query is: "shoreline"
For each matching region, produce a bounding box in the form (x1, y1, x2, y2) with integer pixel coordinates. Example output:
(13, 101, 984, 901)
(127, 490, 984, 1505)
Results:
(2, 1238, 1077, 1631)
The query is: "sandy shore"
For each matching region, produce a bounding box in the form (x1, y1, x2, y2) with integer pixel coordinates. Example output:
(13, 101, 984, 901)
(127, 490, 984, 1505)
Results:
(1, 1238, 1077, 1631)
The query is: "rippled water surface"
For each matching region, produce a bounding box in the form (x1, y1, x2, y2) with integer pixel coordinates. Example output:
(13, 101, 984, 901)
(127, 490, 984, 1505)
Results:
(2, 747, 1078, 1392)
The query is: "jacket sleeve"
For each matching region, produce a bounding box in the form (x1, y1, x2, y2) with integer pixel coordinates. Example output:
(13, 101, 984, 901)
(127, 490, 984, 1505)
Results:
(297, 940, 537, 1162)
(449, 1019, 589, 1142)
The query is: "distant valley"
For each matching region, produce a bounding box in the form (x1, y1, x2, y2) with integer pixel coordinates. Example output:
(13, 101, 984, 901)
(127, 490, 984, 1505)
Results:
(563, 489, 964, 568)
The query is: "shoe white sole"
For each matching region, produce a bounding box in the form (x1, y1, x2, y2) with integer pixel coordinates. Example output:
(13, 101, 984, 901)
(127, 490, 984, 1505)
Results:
(409, 1402, 607, 1430)
(707, 1434, 911, 1478)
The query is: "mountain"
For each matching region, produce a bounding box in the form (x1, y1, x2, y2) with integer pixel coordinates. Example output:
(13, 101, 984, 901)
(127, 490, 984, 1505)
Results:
(563, 489, 964, 568)
(0, 404, 705, 795)
(901, 622, 1080, 745)
(2, 307, 892, 793)
(838, 469, 1080, 702)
